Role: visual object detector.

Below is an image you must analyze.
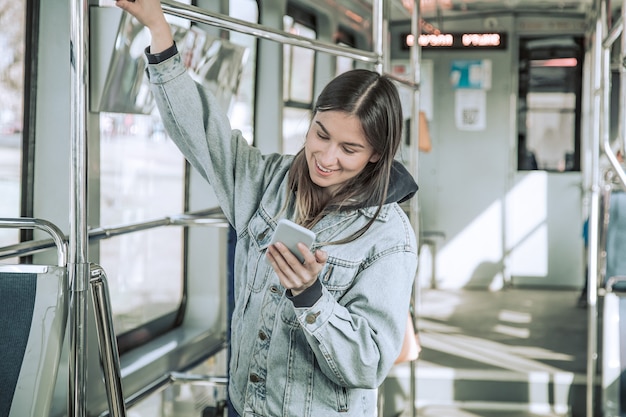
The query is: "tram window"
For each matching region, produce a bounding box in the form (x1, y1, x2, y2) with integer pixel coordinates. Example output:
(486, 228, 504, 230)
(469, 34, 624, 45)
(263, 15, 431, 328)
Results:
(99, 112, 185, 336)
(517, 36, 583, 172)
(335, 30, 357, 76)
(283, 12, 316, 154)
(283, 15, 315, 105)
(97, 0, 258, 346)
(283, 107, 311, 154)
(228, 0, 258, 142)
(0, 0, 26, 255)
(336, 48, 355, 76)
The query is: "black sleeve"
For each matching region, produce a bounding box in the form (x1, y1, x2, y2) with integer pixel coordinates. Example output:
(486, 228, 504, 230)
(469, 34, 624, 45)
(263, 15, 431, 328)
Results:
(144, 42, 178, 64)
(286, 279, 323, 308)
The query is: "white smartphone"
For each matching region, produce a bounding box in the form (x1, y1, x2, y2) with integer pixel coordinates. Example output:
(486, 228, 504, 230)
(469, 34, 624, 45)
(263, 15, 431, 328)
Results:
(269, 219, 316, 263)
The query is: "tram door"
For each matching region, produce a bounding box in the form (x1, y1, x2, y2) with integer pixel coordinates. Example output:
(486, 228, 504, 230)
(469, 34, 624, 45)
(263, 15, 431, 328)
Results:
(509, 35, 584, 288)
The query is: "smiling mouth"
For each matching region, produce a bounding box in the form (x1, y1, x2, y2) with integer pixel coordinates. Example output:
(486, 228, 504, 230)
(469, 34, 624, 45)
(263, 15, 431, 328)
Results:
(315, 160, 336, 173)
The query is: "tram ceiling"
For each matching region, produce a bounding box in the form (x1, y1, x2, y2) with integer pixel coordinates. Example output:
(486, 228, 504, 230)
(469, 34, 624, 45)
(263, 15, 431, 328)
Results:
(378, 0, 597, 21)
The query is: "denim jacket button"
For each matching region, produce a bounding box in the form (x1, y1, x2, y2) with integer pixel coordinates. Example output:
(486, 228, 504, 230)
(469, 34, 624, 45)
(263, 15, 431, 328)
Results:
(305, 312, 319, 324)
(269, 285, 280, 294)
(249, 373, 262, 383)
(257, 228, 269, 241)
(258, 330, 267, 340)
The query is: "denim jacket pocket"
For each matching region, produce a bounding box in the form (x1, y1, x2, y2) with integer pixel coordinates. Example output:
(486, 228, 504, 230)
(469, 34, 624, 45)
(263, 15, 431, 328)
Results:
(318, 257, 360, 298)
(247, 212, 275, 292)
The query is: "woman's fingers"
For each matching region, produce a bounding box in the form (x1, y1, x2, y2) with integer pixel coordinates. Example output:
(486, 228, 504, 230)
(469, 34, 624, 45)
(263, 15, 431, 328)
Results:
(266, 243, 324, 293)
(115, 0, 165, 29)
(314, 249, 328, 264)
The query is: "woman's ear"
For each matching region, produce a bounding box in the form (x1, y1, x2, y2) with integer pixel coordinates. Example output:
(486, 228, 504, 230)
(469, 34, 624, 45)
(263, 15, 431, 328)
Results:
(369, 153, 381, 163)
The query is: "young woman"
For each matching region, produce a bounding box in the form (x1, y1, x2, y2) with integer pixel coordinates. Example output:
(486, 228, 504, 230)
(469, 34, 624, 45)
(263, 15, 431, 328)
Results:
(116, 1, 419, 415)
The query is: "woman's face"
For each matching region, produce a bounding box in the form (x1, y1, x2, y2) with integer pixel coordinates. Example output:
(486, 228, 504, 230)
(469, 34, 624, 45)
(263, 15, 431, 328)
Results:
(304, 110, 380, 195)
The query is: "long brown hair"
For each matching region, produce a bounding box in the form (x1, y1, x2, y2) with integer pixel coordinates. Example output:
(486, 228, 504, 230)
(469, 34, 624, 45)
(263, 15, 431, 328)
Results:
(287, 69, 403, 244)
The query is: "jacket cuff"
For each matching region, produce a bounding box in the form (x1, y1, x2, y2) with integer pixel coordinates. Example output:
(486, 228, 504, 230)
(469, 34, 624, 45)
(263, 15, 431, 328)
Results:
(286, 279, 322, 308)
(145, 42, 178, 64)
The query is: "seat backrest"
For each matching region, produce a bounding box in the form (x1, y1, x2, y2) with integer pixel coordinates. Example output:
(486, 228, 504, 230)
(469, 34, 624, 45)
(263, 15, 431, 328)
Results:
(0, 264, 68, 417)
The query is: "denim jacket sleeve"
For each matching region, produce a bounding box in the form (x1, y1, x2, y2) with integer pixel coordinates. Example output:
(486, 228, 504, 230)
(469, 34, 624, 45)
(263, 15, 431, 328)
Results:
(296, 247, 416, 388)
(289, 209, 418, 389)
(145, 52, 285, 230)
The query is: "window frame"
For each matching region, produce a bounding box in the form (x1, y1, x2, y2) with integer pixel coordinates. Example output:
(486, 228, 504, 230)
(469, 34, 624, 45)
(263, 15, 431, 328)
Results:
(517, 36, 584, 172)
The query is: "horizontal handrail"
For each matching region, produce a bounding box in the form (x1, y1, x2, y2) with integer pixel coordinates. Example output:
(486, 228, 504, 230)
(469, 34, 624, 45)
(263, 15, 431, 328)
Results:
(0, 218, 68, 266)
(169, 372, 228, 385)
(158, 0, 379, 64)
(0, 208, 228, 262)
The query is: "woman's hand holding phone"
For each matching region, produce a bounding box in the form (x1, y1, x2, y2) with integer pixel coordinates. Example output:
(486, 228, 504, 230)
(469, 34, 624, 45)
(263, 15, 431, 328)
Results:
(266, 220, 327, 296)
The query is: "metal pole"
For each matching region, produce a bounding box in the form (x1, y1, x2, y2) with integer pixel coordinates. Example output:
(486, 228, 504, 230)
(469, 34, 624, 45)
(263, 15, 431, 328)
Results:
(0, 218, 67, 266)
(371, 0, 384, 73)
(159, 0, 378, 64)
(598, 4, 626, 192)
(587, 1, 606, 415)
(69, 0, 90, 414)
(621, 1, 626, 158)
(601, 13, 626, 188)
(408, 2, 422, 417)
(90, 265, 127, 417)
(0, 208, 230, 262)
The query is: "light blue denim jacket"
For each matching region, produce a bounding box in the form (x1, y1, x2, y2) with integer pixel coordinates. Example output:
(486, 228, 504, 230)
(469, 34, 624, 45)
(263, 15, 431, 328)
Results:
(146, 52, 418, 417)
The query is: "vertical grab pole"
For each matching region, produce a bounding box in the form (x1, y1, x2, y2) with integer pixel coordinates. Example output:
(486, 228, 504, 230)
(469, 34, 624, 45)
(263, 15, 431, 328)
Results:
(69, 0, 90, 415)
(587, 0, 606, 415)
(620, 0, 626, 159)
(408, 3, 422, 417)
(372, 0, 384, 74)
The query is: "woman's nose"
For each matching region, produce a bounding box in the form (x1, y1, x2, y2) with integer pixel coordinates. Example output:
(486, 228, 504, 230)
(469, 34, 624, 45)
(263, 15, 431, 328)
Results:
(318, 144, 339, 165)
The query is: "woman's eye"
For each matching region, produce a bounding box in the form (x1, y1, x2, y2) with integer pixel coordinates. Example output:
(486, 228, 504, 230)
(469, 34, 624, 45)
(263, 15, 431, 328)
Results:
(317, 132, 329, 140)
(343, 147, 356, 154)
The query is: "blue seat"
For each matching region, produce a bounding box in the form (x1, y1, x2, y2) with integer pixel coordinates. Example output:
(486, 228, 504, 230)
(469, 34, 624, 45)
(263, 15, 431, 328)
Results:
(602, 276, 626, 416)
(605, 192, 626, 287)
(0, 218, 127, 417)
(0, 264, 68, 417)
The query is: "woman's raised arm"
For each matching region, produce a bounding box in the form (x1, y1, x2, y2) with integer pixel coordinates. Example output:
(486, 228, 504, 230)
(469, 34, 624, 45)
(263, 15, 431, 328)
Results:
(115, 0, 173, 53)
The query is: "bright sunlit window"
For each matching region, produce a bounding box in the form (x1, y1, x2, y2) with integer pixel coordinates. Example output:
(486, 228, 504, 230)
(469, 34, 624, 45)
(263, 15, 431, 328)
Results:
(99, 0, 259, 340)
(0, 0, 25, 257)
(282, 13, 316, 155)
(100, 112, 185, 335)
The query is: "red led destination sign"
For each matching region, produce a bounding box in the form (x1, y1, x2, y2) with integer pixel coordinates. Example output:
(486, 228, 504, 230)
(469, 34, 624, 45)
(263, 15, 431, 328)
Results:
(402, 32, 507, 50)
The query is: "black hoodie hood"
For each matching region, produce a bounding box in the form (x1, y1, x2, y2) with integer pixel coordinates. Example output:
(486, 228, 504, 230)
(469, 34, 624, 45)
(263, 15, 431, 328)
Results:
(385, 160, 419, 204)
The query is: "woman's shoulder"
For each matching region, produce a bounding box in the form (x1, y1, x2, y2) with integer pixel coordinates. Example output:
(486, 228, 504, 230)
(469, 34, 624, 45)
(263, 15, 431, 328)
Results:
(258, 153, 294, 184)
(375, 204, 416, 244)
(352, 203, 417, 253)
(359, 202, 412, 228)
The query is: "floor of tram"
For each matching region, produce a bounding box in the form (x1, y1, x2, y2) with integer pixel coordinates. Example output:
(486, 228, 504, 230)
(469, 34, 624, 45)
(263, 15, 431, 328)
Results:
(129, 286, 597, 417)
(381, 287, 597, 417)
